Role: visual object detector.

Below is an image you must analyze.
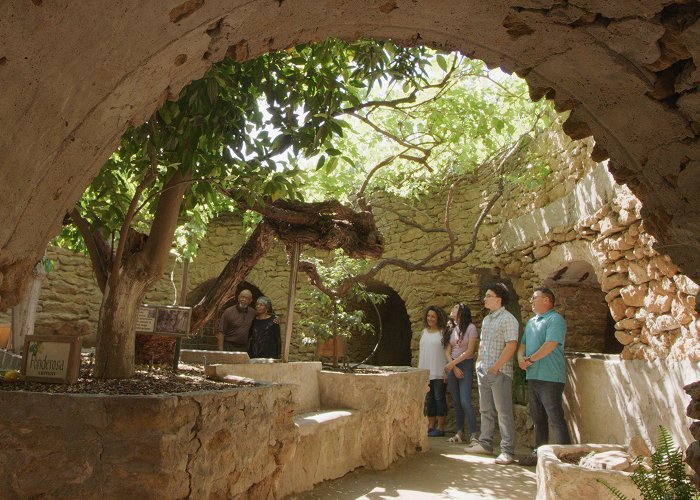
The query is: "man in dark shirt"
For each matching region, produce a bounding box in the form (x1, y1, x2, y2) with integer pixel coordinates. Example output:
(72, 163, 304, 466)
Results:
(219, 289, 256, 351)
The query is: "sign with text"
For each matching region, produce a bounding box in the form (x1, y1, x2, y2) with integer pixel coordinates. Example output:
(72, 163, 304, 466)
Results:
(136, 305, 191, 338)
(22, 335, 81, 384)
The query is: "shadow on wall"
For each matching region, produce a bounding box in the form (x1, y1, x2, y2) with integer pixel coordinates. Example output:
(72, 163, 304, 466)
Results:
(564, 354, 699, 448)
(346, 280, 412, 366)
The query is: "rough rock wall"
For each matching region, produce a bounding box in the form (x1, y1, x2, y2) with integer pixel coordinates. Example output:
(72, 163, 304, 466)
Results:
(0, 384, 298, 499)
(1, 1, 700, 313)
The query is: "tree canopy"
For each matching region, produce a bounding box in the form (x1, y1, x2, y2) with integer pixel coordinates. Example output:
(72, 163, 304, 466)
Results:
(56, 37, 556, 377)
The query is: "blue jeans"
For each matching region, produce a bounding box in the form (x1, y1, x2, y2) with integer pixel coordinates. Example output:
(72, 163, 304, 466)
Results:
(528, 379, 572, 447)
(447, 358, 477, 435)
(476, 367, 516, 455)
(425, 379, 447, 417)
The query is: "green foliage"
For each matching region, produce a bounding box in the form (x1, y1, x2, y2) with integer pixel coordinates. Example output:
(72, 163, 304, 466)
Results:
(598, 426, 699, 500)
(297, 252, 386, 344)
(301, 54, 553, 202)
(56, 38, 434, 261)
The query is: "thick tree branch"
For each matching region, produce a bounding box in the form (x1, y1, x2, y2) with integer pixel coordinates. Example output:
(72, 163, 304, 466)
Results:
(68, 208, 111, 292)
(190, 220, 277, 331)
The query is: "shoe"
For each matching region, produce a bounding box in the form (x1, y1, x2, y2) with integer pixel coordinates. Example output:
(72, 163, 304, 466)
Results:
(463, 441, 492, 455)
(428, 428, 445, 437)
(519, 451, 538, 466)
(427, 427, 435, 436)
(447, 432, 465, 443)
(495, 452, 515, 465)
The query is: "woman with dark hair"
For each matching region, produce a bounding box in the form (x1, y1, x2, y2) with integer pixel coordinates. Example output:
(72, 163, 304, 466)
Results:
(444, 303, 479, 444)
(248, 296, 281, 359)
(418, 305, 449, 437)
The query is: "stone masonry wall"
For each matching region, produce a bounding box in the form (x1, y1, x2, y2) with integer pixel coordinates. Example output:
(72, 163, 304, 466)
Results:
(2, 123, 697, 365)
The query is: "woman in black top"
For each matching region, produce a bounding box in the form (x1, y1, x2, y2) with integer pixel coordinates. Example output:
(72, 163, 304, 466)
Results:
(248, 296, 281, 358)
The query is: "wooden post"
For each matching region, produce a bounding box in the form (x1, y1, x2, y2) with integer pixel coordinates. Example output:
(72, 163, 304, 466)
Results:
(282, 242, 300, 362)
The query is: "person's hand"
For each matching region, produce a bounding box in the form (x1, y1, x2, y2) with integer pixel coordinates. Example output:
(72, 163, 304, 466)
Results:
(444, 362, 454, 373)
(487, 365, 499, 375)
(454, 366, 464, 379)
(518, 358, 530, 370)
(273, 315, 281, 325)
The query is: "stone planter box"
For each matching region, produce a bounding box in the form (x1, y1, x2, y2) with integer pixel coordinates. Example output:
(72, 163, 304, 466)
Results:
(318, 366, 429, 469)
(537, 444, 640, 499)
(0, 362, 429, 499)
(0, 384, 298, 499)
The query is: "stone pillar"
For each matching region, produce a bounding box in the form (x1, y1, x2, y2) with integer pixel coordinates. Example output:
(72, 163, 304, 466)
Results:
(685, 380, 700, 490)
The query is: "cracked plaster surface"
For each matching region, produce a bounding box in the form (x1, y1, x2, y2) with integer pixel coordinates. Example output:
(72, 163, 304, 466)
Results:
(0, 0, 699, 308)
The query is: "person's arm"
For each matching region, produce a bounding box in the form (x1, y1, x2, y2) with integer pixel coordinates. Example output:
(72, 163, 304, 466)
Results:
(488, 340, 518, 374)
(273, 322, 282, 358)
(445, 334, 477, 371)
(517, 341, 529, 370)
(522, 341, 557, 366)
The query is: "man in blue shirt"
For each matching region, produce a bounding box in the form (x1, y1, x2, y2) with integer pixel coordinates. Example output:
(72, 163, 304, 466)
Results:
(517, 286, 572, 466)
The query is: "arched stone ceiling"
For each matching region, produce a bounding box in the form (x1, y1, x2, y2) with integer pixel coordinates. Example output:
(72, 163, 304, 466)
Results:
(0, 0, 698, 309)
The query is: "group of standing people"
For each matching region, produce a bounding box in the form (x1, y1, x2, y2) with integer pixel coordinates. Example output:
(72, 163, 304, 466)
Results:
(218, 289, 282, 359)
(418, 282, 572, 466)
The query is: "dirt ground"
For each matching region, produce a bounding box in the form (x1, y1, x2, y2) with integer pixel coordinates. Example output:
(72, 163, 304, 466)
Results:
(289, 435, 538, 499)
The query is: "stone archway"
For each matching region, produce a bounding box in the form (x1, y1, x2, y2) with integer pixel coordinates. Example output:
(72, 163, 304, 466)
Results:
(2, 2, 700, 309)
(345, 280, 412, 366)
(543, 260, 621, 354)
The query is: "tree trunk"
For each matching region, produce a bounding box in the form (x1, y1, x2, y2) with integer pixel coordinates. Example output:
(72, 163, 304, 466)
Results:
(94, 271, 149, 378)
(93, 168, 192, 379)
(10, 260, 46, 353)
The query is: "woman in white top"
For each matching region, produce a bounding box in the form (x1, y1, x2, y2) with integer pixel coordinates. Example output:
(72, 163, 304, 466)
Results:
(418, 306, 449, 437)
(444, 303, 479, 444)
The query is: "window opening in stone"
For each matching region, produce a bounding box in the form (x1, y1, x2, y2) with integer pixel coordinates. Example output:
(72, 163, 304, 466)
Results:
(544, 261, 620, 355)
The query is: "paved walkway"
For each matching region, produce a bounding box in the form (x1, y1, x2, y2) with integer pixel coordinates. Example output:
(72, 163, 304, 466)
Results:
(289, 437, 537, 499)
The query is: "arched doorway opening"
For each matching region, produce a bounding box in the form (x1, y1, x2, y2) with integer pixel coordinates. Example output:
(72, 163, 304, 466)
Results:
(182, 279, 264, 351)
(344, 280, 412, 366)
(544, 261, 621, 355)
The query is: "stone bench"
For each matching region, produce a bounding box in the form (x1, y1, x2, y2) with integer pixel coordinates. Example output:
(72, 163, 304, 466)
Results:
(279, 409, 363, 494)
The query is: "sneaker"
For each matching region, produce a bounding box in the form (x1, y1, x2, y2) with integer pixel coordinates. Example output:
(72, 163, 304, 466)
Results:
(428, 428, 445, 437)
(519, 451, 538, 466)
(463, 441, 492, 455)
(495, 452, 515, 465)
(427, 427, 435, 436)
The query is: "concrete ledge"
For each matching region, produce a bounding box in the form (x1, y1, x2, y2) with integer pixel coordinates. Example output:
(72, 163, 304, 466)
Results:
(208, 361, 322, 413)
(179, 349, 249, 365)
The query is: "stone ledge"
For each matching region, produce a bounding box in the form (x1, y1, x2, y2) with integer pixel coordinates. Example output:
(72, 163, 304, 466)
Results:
(537, 444, 640, 499)
(180, 349, 249, 365)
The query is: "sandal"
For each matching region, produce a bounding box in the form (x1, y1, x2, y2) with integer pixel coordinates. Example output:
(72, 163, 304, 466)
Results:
(447, 433, 465, 443)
